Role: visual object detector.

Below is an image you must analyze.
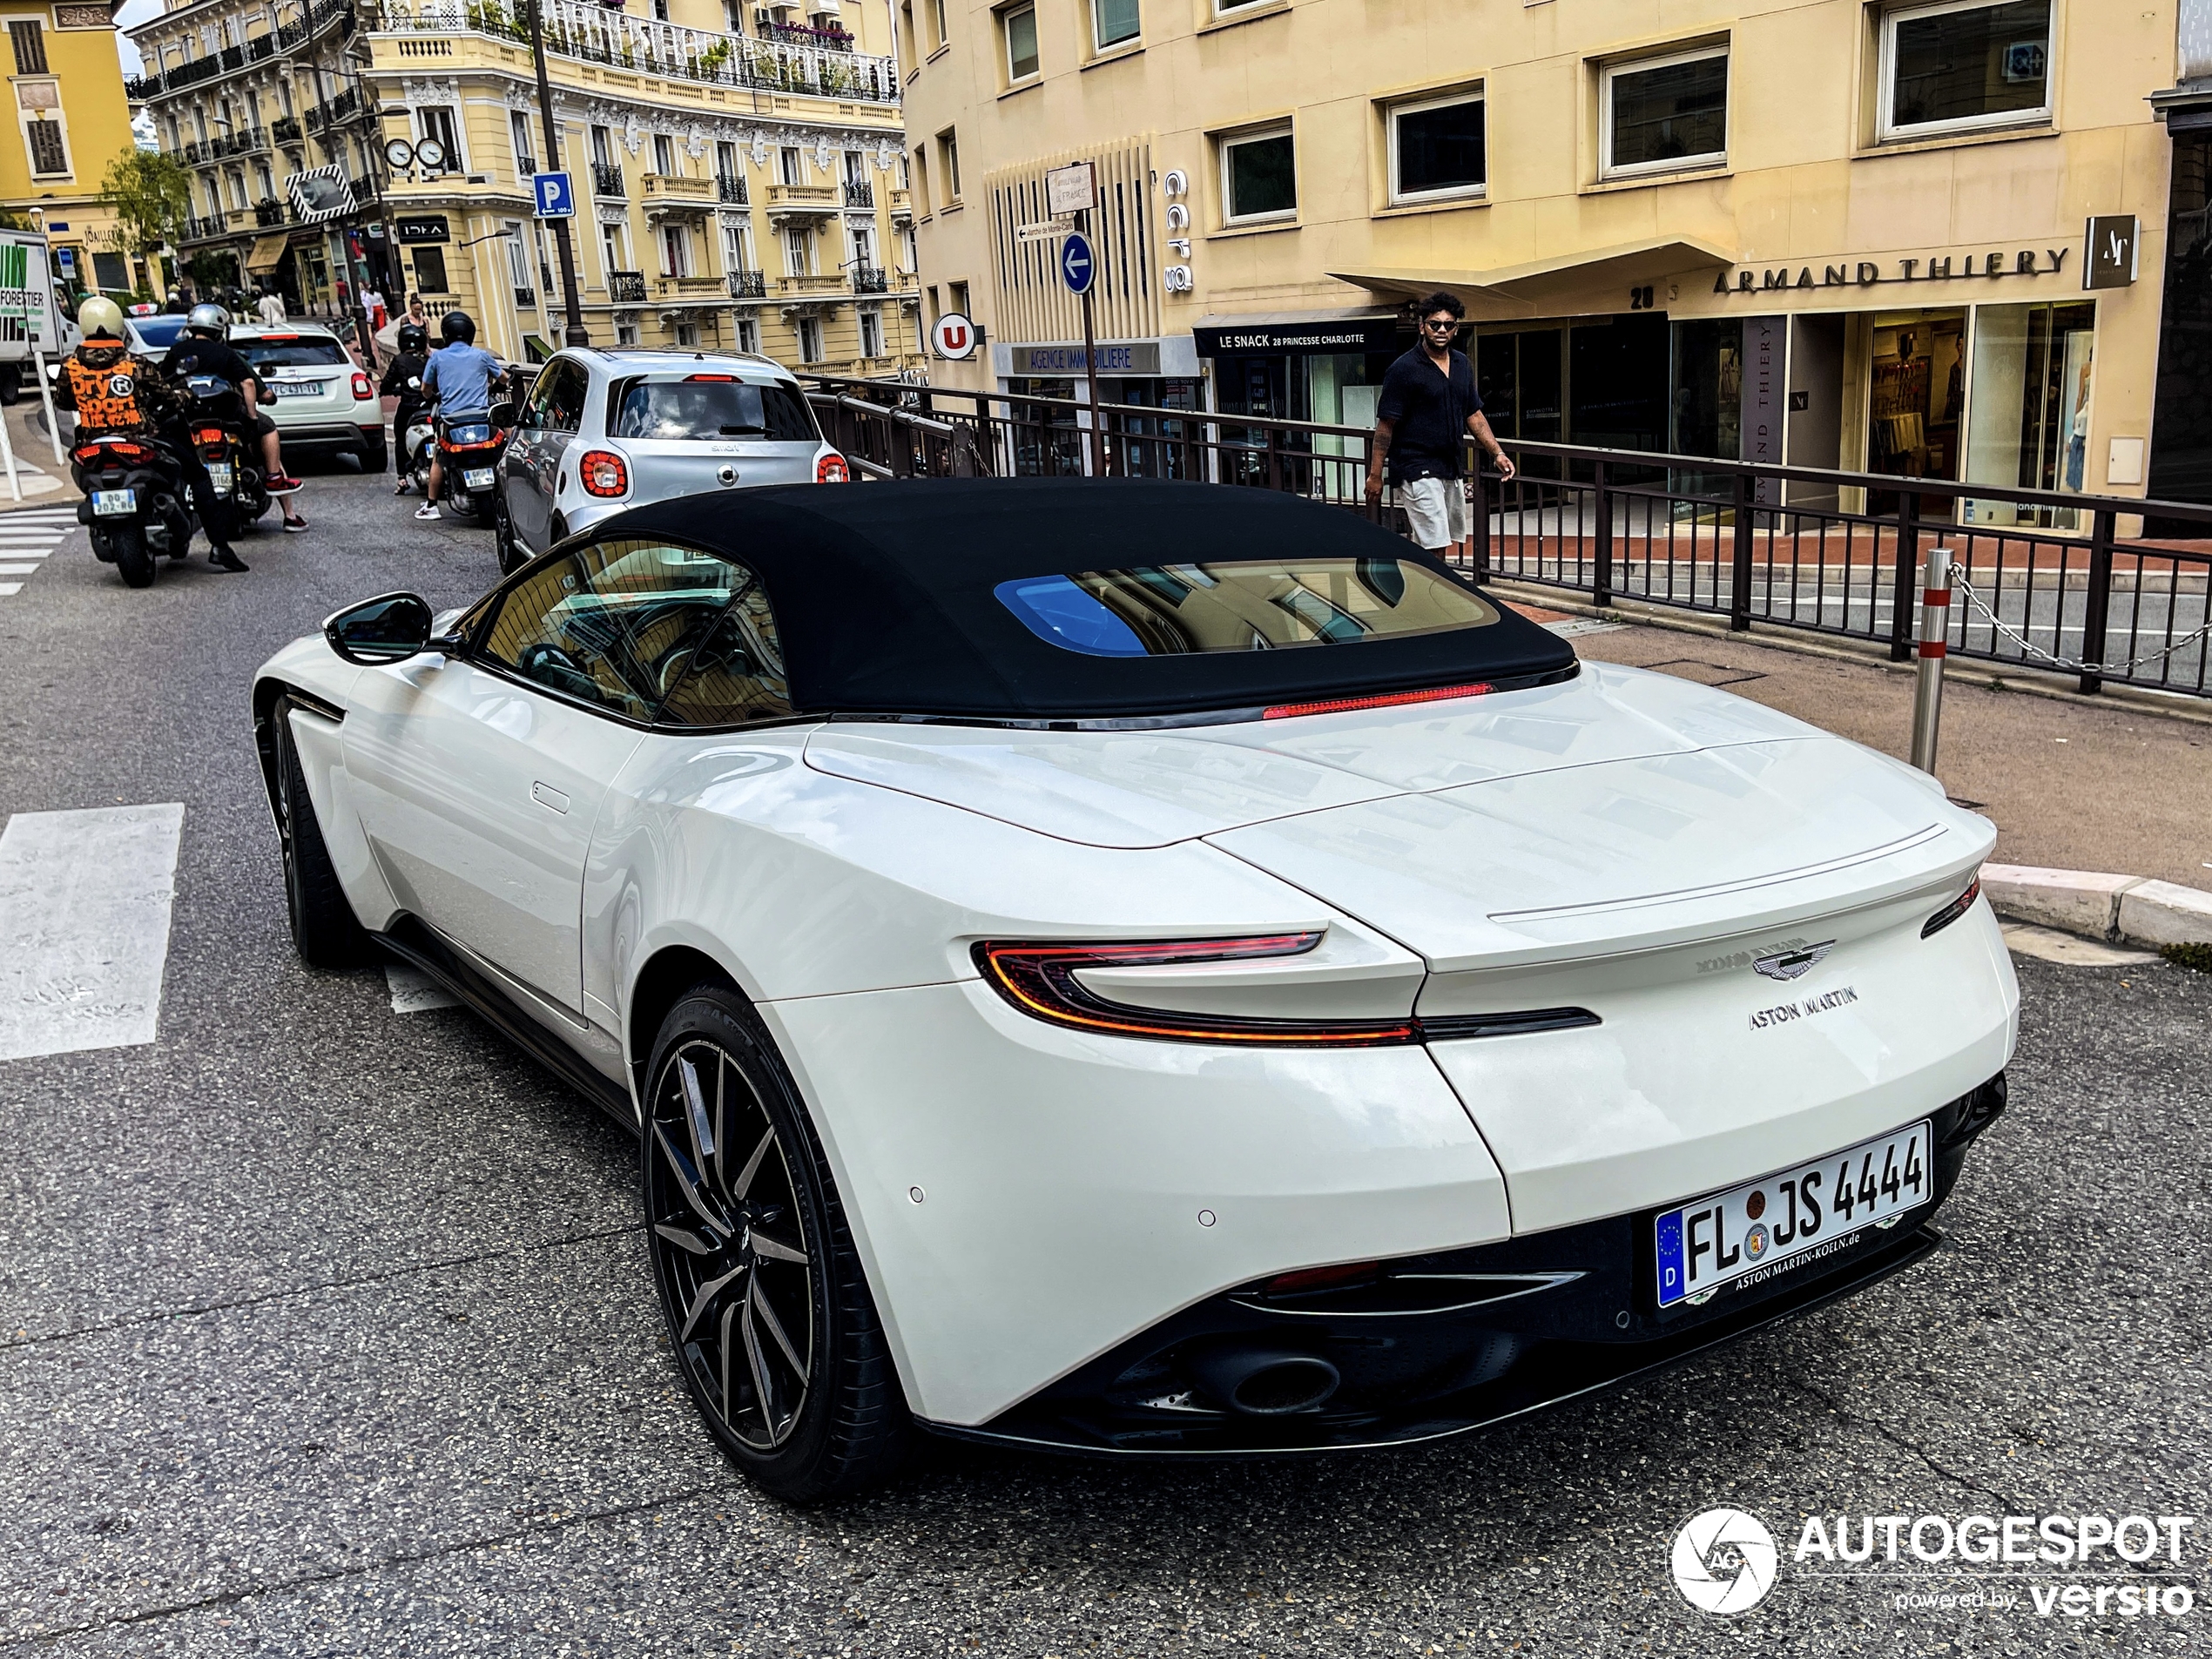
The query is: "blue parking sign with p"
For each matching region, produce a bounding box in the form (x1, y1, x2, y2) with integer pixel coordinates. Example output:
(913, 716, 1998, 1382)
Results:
(532, 172, 575, 219)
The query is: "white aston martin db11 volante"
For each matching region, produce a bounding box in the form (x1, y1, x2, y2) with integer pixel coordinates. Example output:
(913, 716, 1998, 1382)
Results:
(253, 479, 2018, 1501)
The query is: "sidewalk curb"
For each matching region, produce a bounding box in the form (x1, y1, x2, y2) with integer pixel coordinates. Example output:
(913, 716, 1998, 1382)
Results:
(1485, 578, 2212, 732)
(1983, 863, 2212, 949)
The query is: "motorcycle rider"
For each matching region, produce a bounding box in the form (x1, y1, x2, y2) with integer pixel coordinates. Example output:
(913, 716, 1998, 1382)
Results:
(415, 308, 505, 523)
(380, 320, 429, 496)
(157, 304, 273, 570)
(54, 296, 250, 574)
(167, 303, 307, 530)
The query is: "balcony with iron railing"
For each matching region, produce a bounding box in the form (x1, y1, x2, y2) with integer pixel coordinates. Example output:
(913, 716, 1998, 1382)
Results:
(717, 172, 748, 205)
(273, 114, 302, 144)
(515, 287, 537, 307)
(592, 160, 625, 197)
(368, 0, 899, 105)
(609, 270, 647, 302)
(726, 268, 766, 298)
(842, 179, 874, 209)
(757, 16, 853, 50)
(128, 0, 353, 99)
(179, 211, 233, 241)
(852, 264, 887, 294)
(305, 89, 361, 132)
(254, 199, 287, 227)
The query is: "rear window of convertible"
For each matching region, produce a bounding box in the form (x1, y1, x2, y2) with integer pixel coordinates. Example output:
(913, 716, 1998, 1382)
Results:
(995, 558, 1501, 657)
(609, 377, 819, 442)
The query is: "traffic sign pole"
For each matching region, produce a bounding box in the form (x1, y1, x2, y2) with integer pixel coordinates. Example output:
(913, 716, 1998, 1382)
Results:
(1080, 243, 1103, 476)
(524, 0, 589, 347)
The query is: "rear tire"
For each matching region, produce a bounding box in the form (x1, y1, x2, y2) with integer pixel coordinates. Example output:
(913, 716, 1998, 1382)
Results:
(359, 438, 388, 475)
(270, 695, 374, 969)
(110, 525, 155, 588)
(643, 987, 911, 1503)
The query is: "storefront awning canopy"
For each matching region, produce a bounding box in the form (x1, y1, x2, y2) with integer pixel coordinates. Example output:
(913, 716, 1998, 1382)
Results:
(245, 233, 290, 273)
(1329, 236, 1737, 322)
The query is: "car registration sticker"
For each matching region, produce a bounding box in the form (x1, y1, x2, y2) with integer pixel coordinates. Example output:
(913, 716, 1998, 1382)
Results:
(1655, 1120, 1932, 1307)
(91, 489, 137, 516)
(462, 468, 496, 489)
(271, 380, 326, 398)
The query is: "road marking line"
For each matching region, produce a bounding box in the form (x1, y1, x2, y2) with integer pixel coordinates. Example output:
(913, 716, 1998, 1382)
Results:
(0, 563, 35, 576)
(387, 963, 460, 1014)
(0, 583, 20, 597)
(0, 804, 185, 1062)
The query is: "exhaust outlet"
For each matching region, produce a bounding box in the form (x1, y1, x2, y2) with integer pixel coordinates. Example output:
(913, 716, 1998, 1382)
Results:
(1184, 1348, 1341, 1416)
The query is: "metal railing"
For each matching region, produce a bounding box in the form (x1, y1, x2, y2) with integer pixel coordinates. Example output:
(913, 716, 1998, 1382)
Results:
(842, 179, 873, 208)
(371, 0, 898, 103)
(608, 270, 647, 302)
(726, 268, 766, 297)
(593, 160, 624, 196)
(253, 199, 286, 226)
(717, 172, 749, 204)
(128, 0, 350, 98)
(273, 114, 302, 144)
(798, 374, 2212, 702)
(852, 263, 887, 293)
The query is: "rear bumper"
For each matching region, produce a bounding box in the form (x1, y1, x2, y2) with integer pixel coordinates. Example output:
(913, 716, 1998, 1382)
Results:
(270, 417, 381, 450)
(937, 1074, 2005, 1456)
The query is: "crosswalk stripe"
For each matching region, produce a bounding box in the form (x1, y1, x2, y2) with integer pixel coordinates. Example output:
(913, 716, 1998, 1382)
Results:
(0, 563, 37, 576)
(0, 804, 185, 1062)
(0, 582, 20, 596)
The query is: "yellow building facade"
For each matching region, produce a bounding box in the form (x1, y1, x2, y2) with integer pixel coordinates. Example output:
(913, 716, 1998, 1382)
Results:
(906, 0, 2212, 516)
(361, 0, 921, 368)
(1, 0, 140, 298)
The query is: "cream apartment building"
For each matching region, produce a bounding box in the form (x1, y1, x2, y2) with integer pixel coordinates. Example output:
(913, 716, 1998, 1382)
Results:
(906, 0, 2212, 518)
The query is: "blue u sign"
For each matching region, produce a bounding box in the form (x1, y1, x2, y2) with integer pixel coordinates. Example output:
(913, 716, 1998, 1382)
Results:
(1061, 232, 1095, 296)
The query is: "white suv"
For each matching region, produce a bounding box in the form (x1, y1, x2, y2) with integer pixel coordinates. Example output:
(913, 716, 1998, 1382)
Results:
(230, 322, 386, 473)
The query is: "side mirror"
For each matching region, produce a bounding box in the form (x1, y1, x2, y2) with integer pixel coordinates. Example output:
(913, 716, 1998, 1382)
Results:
(489, 399, 516, 428)
(324, 591, 440, 664)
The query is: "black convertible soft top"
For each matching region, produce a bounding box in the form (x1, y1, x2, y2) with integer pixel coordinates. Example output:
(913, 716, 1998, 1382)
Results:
(611, 478, 1577, 722)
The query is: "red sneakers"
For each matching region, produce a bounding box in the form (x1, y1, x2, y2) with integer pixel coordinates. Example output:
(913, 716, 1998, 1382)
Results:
(266, 474, 305, 495)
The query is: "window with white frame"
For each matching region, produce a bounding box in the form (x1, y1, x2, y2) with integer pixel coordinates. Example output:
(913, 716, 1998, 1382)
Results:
(1600, 44, 1728, 179)
(1001, 3, 1037, 81)
(416, 104, 462, 172)
(1217, 125, 1295, 224)
(1091, 0, 1137, 51)
(661, 223, 690, 276)
(927, 0, 946, 49)
(783, 226, 813, 275)
(1878, 0, 2051, 140)
(616, 319, 639, 346)
(1386, 87, 1485, 205)
(723, 217, 754, 272)
(735, 315, 759, 354)
(653, 132, 675, 175)
(24, 116, 66, 178)
(797, 314, 823, 361)
(674, 320, 697, 347)
(899, 224, 916, 271)
(511, 111, 537, 175)
(859, 307, 883, 357)
(780, 145, 804, 185)
(601, 219, 630, 276)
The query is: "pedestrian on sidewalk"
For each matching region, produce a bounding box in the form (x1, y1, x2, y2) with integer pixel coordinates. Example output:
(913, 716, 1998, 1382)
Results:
(255, 287, 286, 325)
(1363, 292, 1514, 559)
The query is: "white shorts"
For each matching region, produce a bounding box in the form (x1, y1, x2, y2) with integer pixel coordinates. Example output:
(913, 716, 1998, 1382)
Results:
(1399, 474, 1469, 550)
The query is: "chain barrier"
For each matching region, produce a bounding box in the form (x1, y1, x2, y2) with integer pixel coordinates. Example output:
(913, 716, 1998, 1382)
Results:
(1946, 568, 2212, 679)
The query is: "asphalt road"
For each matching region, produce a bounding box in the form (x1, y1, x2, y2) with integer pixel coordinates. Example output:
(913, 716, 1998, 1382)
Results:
(2, 465, 2209, 1656)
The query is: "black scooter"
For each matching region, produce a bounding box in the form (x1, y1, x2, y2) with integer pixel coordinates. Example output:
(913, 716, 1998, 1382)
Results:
(69, 431, 195, 588)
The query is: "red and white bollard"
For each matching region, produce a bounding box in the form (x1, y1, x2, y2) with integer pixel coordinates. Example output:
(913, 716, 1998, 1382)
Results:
(1910, 544, 1952, 774)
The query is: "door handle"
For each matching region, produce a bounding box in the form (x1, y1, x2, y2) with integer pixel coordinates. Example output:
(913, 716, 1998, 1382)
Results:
(531, 781, 570, 814)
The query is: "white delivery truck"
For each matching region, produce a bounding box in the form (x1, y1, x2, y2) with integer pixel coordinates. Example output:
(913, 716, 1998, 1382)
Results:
(0, 228, 74, 403)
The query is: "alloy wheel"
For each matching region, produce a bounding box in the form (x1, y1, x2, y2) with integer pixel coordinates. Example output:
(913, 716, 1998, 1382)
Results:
(646, 1039, 816, 1451)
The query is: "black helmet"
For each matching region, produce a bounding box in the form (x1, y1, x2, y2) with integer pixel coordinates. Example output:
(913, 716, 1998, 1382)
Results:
(397, 321, 428, 353)
(439, 309, 475, 345)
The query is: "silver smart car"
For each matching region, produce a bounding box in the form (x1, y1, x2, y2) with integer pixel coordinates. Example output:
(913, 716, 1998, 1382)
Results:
(495, 347, 845, 572)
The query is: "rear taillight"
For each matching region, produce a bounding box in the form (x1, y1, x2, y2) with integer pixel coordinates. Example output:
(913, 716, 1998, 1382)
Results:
(71, 443, 105, 465)
(816, 450, 849, 483)
(351, 371, 373, 399)
(1264, 681, 1494, 721)
(1921, 874, 1982, 939)
(193, 427, 223, 445)
(577, 448, 629, 497)
(972, 934, 1421, 1048)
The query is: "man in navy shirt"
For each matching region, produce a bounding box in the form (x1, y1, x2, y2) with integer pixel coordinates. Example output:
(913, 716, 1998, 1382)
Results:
(1363, 291, 1514, 555)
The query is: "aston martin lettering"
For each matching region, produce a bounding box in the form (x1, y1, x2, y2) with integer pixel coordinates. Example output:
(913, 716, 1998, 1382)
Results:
(1749, 985, 1859, 1029)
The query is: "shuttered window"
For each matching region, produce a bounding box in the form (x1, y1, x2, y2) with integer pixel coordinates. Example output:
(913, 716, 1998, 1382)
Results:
(9, 21, 46, 74)
(26, 119, 67, 177)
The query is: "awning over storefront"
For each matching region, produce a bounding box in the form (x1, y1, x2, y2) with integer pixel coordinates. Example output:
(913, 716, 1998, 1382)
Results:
(245, 233, 290, 273)
(1329, 236, 1737, 321)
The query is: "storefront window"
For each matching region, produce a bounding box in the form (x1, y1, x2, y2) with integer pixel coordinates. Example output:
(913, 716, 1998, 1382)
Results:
(2148, 133, 2212, 521)
(1963, 300, 2094, 529)
(1867, 309, 1967, 514)
(1669, 318, 1743, 496)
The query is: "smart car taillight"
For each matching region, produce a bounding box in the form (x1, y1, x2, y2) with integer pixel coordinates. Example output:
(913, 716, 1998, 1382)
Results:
(816, 450, 850, 483)
(578, 448, 629, 497)
(1921, 873, 1982, 939)
(972, 934, 1422, 1048)
(352, 371, 373, 399)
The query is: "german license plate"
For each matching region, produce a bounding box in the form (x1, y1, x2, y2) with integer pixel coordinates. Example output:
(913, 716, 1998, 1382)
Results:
(462, 468, 496, 489)
(1655, 1121, 1932, 1308)
(272, 380, 325, 398)
(91, 489, 137, 516)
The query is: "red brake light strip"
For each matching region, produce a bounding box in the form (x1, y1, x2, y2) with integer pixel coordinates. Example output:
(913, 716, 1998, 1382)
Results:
(1264, 681, 1494, 721)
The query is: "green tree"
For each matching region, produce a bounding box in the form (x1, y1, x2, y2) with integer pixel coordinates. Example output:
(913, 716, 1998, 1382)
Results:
(100, 146, 192, 266)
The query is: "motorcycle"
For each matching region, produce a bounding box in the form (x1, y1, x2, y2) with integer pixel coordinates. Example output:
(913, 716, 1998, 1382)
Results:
(399, 379, 435, 498)
(68, 431, 195, 589)
(431, 401, 513, 526)
(180, 372, 272, 531)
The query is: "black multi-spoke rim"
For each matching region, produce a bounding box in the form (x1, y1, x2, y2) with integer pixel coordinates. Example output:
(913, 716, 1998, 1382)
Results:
(647, 1039, 815, 1452)
(273, 719, 303, 927)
